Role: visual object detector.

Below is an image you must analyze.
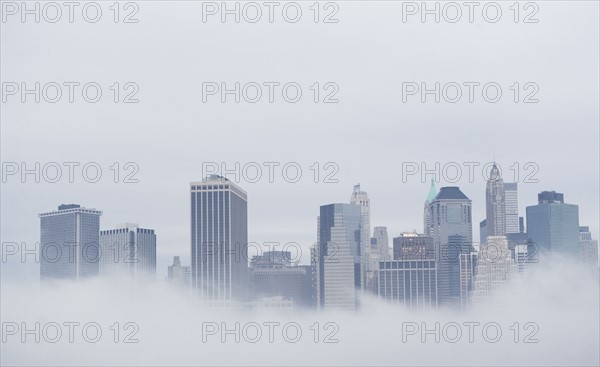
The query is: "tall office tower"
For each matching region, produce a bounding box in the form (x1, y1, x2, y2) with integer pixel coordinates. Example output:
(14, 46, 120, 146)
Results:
(249, 251, 313, 308)
(373, 226, 390, 262)
(459, 251, 477, 307)
(367, 227, 390, 293)
(485, 163, 506, 238)
(479, 219, 487, 245)
(168, 256, 191, 288)
(393, 232, 434, 260)
(579, 226, 599, 268)
(378, 259, 437, 310)
(526, 191, 579, 258)
(504, 182, 520, 234)
(350, 184, 371, 290)
(100, 223, 156, 282)
(423, 179, 438, 235)
(190, 175, 248, 302)
(313, 203, 361, 310)
(426, 187, 473, 306)
(39, 204, 102, 281)
(368, 237, 381, 294)
(471, 236, 517, 304)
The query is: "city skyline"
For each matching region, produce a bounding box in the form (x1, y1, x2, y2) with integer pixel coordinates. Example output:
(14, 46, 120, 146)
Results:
(2, 1, 598, 365)
(26, 173, 600, 280)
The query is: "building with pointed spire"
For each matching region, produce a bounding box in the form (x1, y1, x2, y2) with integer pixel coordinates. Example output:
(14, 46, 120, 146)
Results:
(350, 184, 371, 291)
(423, 179, 437, 236)
(485, 163, 506, 241)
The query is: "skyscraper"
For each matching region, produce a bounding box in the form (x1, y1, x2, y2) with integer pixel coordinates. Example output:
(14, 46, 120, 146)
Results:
(578, 226, 599, 268)
(526, 191, 579, 258)
(39, 204, 102, 281)
(485, 163, 506, 239)
(373, 226, 390, 262)
(368, 227, 390, 294)
(100, 223, 156, 282)
(313, 203, 361, 310)
(190, 175, 248, 302)
(350, 184, 371, 290)
(504, 182, 520, 234)
(378, 259, 437, 310)
(471, 236, 517, 304)
(249, 251, 313, 308)
(423, 179, 437, 236)
(168, 256, 191, 288)
(426, 187, 473, 306)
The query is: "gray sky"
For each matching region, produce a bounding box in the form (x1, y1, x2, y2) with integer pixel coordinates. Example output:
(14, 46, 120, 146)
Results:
(1, 1, 598, 280)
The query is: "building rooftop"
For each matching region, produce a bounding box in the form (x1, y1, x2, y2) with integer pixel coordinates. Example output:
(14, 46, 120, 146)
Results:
(434, 186, 469, 201)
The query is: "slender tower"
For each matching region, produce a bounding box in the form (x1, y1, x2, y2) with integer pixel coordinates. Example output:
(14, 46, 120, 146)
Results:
(190, 175, 248, 302)
(350, 184, 371, 290)
(485, 163, 506, 240)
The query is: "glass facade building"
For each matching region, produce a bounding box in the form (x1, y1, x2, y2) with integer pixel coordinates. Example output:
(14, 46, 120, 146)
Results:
(378, 260, 437, 310)
(99, 223, 156, 282)
(426, 187, 473, 306)
(190, 175, 248, 302)
(38, 204, 102, 281)
(526, 191, 579, 258)
(313, 203, 361, 310)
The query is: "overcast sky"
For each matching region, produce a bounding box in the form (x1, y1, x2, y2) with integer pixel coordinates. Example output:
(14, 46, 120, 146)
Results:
(1, 1, 598, 280)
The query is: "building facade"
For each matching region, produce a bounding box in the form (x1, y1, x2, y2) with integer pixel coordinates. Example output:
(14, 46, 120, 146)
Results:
(190, 175, 248, 302)
(168, 256, 191, 288)
(485, 163, 506, 238)
(426, 187, 473, 306)
(39, 204, 102, 281)
(313, 203, 361, 310)
(579, 226, 599, 268)
(504, 182, 520, 234)
(100, 223, 156, 282)
(471, 236, 517, 304)
(393, 232, 434, 260)
(378, 259, 437, 310)
(350, 184, 371, 291)
(249, 251, 313, 308)
(526, 191, 579, 258)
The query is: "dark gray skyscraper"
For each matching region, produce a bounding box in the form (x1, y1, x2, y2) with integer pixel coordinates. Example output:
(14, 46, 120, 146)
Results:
(39, 204, 102, 281)
(190, 175, 248, 302)
(485, 163, 506, 239)
(426, 187, 473, 306)
(99, 223, 156, 282)
(526, 191, 579, 257)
